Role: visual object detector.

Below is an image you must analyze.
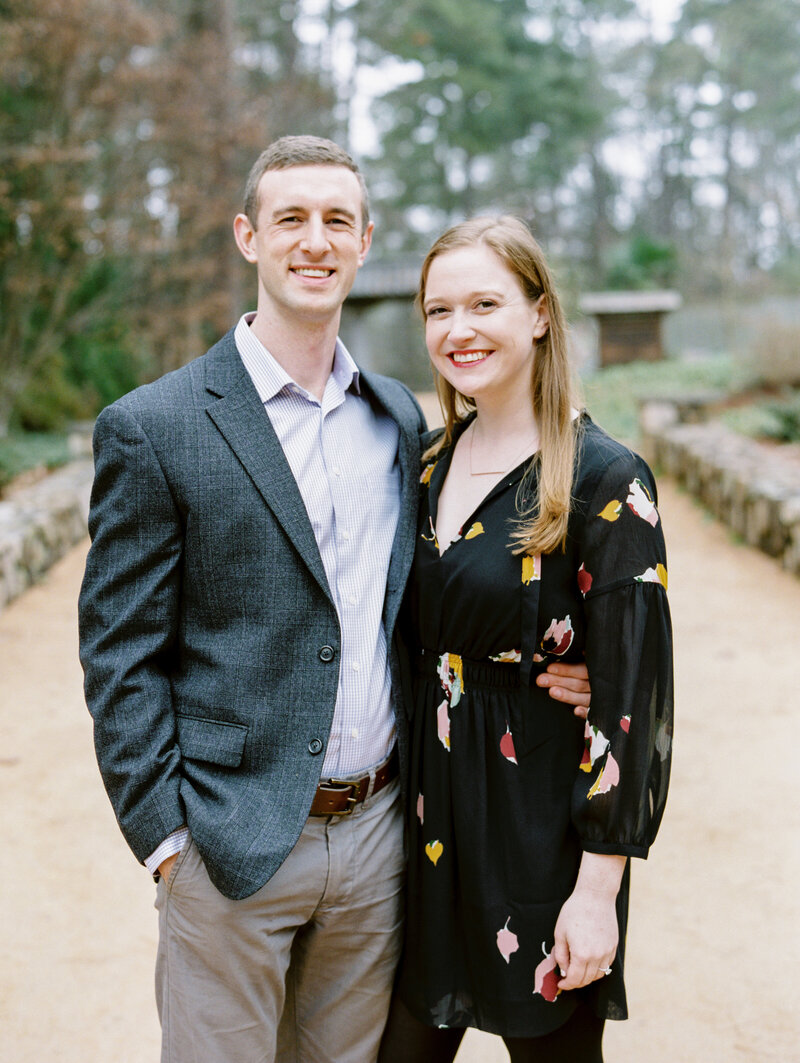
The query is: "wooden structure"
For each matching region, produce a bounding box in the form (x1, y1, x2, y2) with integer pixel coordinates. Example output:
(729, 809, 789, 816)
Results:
(579, 290, 682, 367)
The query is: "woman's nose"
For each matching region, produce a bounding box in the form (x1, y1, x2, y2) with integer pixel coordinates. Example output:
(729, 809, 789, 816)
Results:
(448, 309, 476, 342)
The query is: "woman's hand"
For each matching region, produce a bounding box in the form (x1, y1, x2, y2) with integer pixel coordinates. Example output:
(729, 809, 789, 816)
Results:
(553, 853, 626, 991)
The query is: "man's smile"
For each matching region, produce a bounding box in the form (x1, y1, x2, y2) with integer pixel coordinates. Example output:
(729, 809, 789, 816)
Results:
(291, 267, 335, 278)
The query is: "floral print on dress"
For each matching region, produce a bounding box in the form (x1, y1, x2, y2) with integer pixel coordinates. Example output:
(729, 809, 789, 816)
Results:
(521, 554, 541, 585)
(496, 918, 520, 964)
(465, 522, 484, 539)
(490, 649, 522, 663)
(420, 461, 437, 485)
(587, 752, 621, 798)
(626, 478, 659, 526)
(533, 944, 561, 1002)
(425, 839, 444, 866)
(534, 615, 574, 661)
(421, 514, 439, 551)
(636, 564, 668, 589)
(580, 721, 610, 772)
(500, 724, 518, 765)
(435, 653, 464, 752)
(577, 562, 593, 596)
(598, 499, 623, 522)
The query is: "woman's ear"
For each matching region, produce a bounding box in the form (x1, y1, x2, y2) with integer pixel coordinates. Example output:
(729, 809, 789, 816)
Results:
(533, 295, 550, 340)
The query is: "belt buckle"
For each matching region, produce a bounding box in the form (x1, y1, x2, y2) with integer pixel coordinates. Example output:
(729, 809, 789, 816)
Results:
(323, 780, 359, 815)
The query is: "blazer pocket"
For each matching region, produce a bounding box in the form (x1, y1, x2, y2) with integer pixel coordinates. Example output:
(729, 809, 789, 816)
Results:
(176, 714, 248, 767)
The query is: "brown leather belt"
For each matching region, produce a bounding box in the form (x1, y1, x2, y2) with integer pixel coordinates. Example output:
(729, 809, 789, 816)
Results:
(309, 749, 399, 816)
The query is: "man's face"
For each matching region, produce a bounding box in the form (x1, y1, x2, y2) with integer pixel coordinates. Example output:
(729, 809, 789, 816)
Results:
(234, 164, 373, 328)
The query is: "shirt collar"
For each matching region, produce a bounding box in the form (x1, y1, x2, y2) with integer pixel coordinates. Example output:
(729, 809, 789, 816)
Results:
(234, 312, 361, 404)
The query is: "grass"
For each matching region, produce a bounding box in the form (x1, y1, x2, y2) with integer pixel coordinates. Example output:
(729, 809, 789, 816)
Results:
(0, 432, 73, 494)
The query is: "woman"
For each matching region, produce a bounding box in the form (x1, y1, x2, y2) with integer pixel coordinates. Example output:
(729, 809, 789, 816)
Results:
(379, 217, 672, 1062)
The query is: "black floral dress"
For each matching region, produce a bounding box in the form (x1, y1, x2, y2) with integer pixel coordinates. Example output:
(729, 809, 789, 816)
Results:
(397, 414, 673, 1038)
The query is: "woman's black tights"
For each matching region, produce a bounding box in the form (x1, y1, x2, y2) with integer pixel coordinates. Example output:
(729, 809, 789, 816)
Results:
(377, 997, 605, 1063)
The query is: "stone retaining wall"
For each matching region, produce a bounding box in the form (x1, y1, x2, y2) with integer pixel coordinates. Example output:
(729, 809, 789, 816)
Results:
(0, 459, 94, 610)
(1, 404, 798, 611)
(640, 401, 800, 576)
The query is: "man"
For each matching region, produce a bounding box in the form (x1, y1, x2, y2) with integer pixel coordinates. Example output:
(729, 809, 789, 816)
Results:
(79, 136, 590, 1063)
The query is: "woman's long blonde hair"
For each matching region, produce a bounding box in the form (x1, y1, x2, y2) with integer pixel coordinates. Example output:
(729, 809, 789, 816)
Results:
(419, 215, 580, 556)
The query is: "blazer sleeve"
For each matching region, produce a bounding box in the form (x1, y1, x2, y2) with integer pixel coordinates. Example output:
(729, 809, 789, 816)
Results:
(78, 402, 187, 863)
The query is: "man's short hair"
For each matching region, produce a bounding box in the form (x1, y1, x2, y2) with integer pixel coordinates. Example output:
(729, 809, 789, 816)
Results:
(243, 135, 370, 232)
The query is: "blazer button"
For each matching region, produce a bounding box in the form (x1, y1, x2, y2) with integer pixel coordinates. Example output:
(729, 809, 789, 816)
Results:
(308, 738, 324, 755)
(318, 645, 335, 662)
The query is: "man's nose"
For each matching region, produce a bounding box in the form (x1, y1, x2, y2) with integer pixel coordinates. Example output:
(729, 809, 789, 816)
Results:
(300, 215, 330, 255)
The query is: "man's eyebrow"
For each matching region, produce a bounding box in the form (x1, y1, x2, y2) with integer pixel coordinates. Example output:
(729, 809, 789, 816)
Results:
(271, 205, 357, 222)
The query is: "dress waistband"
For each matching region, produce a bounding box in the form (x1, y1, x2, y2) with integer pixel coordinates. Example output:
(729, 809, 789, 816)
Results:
(417, 648, 523, 689)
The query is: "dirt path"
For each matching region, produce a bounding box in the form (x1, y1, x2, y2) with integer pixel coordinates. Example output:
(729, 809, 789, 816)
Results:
(1, 479, 798, 1062)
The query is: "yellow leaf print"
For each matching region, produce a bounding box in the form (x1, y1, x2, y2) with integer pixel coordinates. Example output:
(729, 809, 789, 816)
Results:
(425, 840, 444, 866)
(521, 554, 542, 585)
(598, 499, 623, 522)
(420, 462, 437, 485)
(465, 522, 484, 539)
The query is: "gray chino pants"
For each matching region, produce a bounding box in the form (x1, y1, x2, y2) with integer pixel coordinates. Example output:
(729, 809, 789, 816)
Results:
(155, 780, 405, 1063)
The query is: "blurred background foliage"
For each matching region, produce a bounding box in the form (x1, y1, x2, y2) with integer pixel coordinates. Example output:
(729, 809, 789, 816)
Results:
(1, 0, 799, 468)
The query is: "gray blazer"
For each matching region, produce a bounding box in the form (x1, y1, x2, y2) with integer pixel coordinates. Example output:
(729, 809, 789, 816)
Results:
(78, 329, 426, 900)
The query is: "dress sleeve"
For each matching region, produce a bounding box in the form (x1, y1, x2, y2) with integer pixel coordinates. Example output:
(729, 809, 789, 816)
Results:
(571, 451, 673, 860)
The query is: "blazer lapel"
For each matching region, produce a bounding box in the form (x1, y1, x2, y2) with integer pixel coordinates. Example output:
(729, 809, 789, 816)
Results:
(203, 333, 333, 603)
(361, 372, 423, 638)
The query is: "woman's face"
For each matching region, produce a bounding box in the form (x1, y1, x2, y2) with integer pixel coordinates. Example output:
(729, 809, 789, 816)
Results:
(422, 244, 549, 408)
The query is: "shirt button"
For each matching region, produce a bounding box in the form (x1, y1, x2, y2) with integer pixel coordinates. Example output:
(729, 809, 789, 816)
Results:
(348, 595, 357, 605)
(342, 530, 351, 541)
(319, 645, 336, 663)
(308, 738, 324, 755)
(350, 727, 359, 739)
(333, 467, 342, 477)
(352, 661, 360, 672)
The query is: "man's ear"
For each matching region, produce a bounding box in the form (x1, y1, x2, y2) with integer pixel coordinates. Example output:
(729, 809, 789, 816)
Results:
(233, 213, 258, 264)
(357, 221, 375, 267)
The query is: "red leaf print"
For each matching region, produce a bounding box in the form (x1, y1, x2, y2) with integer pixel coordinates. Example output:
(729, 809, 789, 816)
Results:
(500, 725, 518, 765)
(533, 943, 561, 1003)
(577, 563, 593, 596)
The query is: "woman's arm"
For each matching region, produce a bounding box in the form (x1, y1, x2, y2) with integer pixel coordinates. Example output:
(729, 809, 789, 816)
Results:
(553, 852, 626, 990)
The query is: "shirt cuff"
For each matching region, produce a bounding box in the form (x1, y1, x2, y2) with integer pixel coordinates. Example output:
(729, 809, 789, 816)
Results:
(144, 827, 189, 875)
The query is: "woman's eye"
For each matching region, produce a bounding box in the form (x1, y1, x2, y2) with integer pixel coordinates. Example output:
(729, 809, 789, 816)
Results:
(476, 299, 496, 310)
(425, 306, 448, 318)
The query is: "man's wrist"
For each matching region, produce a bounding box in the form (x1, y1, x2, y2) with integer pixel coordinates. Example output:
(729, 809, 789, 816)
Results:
(144, 827, 189, 876)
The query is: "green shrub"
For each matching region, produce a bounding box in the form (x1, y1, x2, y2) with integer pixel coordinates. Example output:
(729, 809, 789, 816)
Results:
(581, 353, 748, 442)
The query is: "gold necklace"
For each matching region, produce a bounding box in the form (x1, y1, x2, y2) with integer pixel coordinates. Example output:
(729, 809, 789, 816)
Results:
(467, 421, 538, 476)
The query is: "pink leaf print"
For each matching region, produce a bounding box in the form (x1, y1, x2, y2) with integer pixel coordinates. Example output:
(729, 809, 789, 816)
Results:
(500, 725, 518, 765)
(620, 715, 631, 733)
(541, 615, 574, 656)
(533, 943, 561, 1002)
(437, 700, 451, 751)
(416, 793, 424, 824)
(587, 751, 620, 799)
(496, 917, 519, 964)
(577, 563, 593, 597)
